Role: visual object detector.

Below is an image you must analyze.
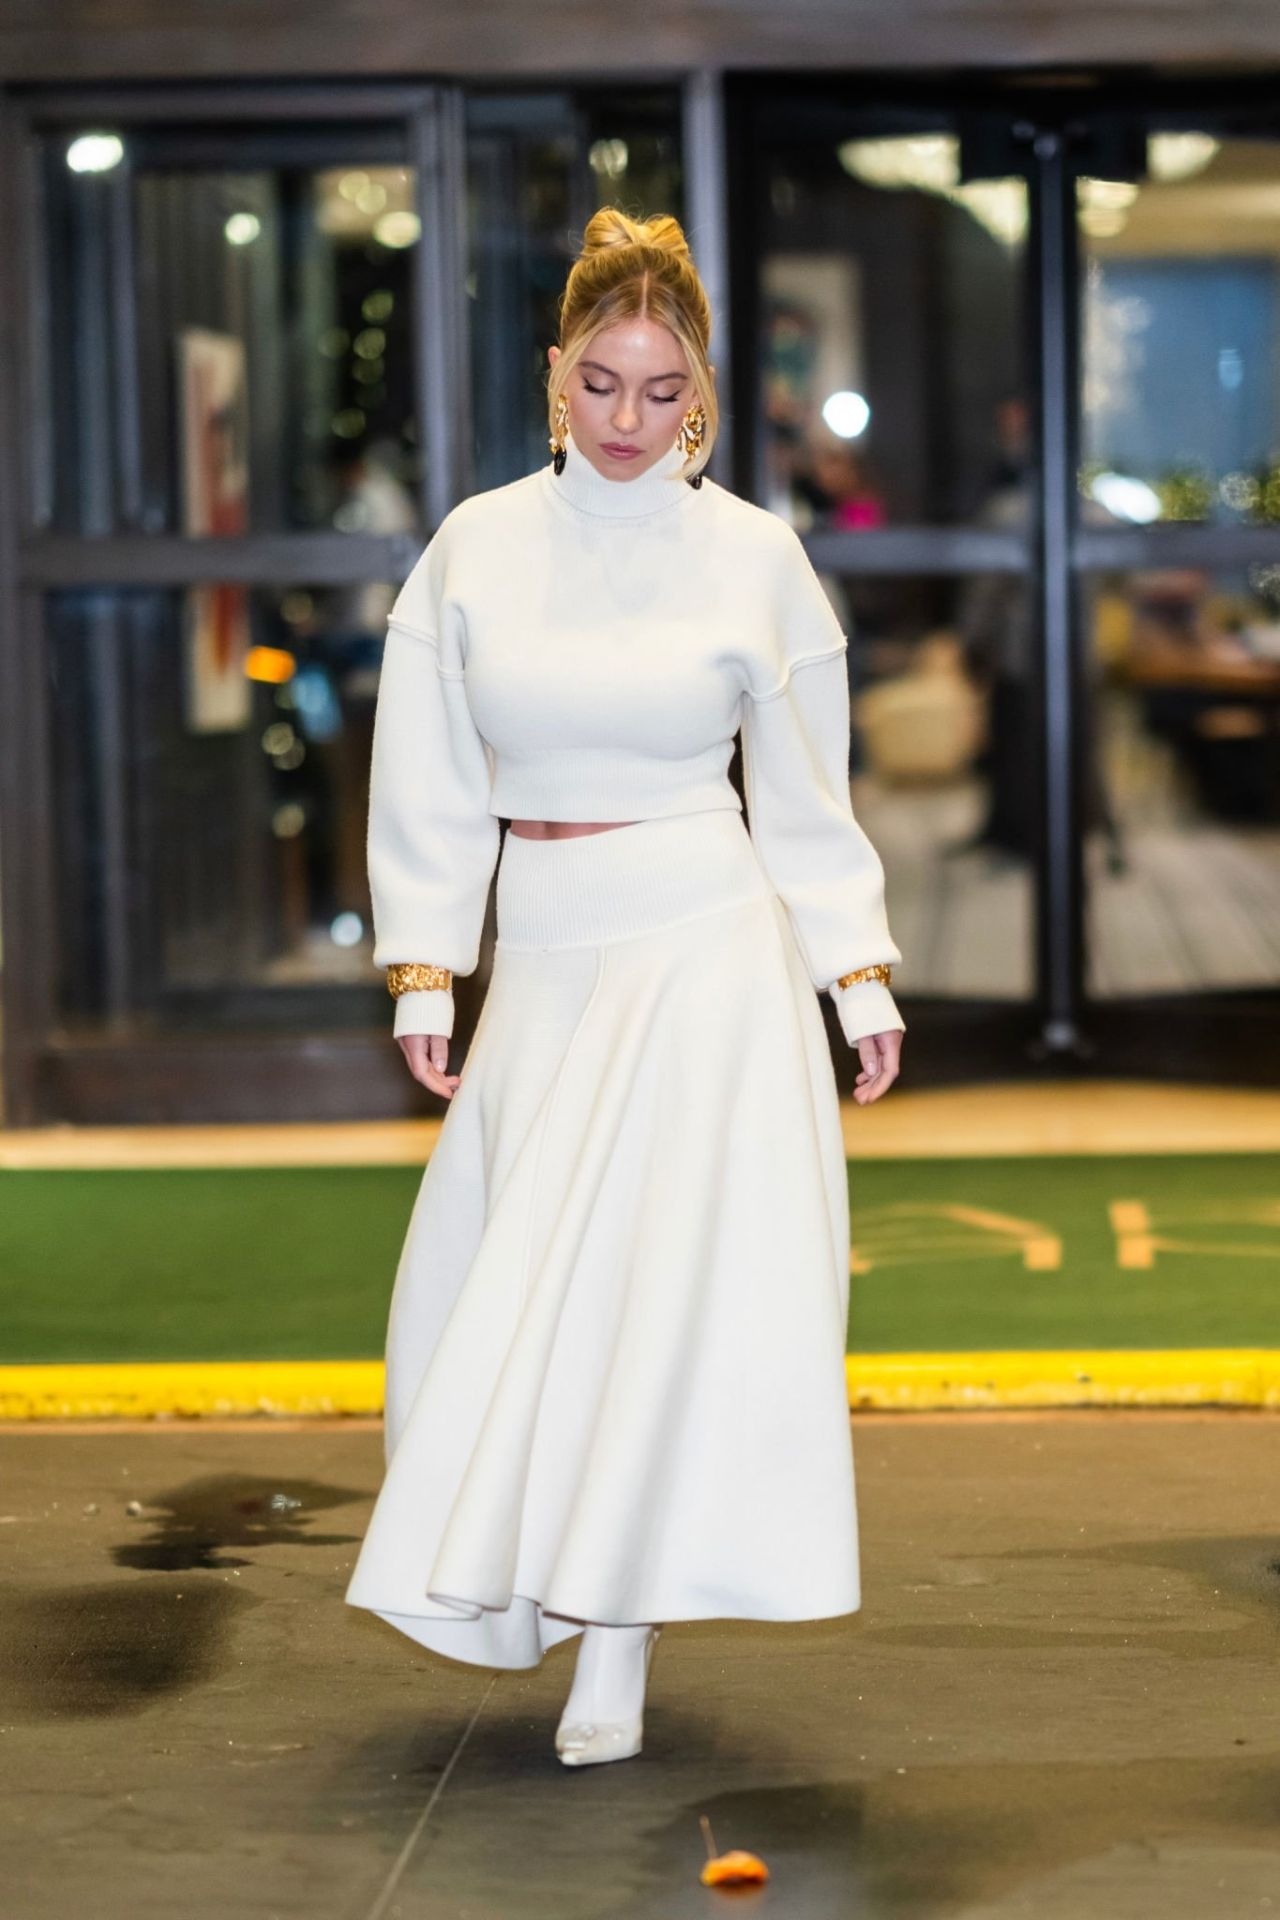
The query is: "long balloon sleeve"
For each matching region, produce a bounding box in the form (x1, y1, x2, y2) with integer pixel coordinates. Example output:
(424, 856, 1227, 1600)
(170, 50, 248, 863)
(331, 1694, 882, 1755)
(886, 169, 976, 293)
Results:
(367, 609, 500, 1040)
(740, 527, 905, 1047)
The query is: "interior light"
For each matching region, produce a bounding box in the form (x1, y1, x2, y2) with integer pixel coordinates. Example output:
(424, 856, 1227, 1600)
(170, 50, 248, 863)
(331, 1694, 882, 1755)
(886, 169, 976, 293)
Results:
(245, 645, 296, 685)
(837, 136, 1027, 249)
(330, 912, 364, 948)
(1089, 471, 1162, 524)
(67, 133, 124, 174)
(822, 391, 871, 439)
(1147, 133, 1220, 183)
(224, 212, 261, 247)
(373, 210, 421, 250)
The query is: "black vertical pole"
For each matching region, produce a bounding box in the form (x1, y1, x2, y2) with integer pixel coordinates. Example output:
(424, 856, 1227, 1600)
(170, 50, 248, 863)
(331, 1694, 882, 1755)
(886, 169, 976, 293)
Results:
(1026, 124, 1088, 1058)
(682, 71, 733, 487)
(410, 86, 472, 526)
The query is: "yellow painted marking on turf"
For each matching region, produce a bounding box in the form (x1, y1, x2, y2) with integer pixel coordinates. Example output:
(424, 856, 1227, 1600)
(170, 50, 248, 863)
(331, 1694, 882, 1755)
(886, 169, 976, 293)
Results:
(1111, 1199, 1157, 1268)
(850, 1202, 1061, 1273)
(1109, 1197, 1280, 1268)
(942, 1205, 1062, 1270)
(3, 1351, 1280, 1420)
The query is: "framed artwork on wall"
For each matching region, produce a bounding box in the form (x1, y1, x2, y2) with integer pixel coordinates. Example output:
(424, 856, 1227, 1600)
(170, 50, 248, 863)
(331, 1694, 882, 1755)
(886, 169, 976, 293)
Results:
(177, 326, 252, 732)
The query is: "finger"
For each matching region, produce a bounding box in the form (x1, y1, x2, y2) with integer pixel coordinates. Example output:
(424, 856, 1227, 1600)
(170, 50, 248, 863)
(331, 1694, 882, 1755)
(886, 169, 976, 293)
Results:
(864, 1062, 900, 1102)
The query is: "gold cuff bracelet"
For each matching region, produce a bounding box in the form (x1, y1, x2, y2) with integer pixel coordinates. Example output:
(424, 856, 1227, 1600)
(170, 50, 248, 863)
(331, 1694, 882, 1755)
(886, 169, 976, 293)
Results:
(386, 962, 453, 998)
(834, 962, 893, 990)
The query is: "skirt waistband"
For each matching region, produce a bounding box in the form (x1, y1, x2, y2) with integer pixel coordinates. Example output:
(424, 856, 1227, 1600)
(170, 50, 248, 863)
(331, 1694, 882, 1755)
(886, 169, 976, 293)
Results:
(494, 807, 771, 951)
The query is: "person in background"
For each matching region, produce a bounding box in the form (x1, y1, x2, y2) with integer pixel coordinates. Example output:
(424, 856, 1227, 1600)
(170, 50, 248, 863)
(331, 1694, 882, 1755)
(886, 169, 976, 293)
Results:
(797, 437, 889, 531)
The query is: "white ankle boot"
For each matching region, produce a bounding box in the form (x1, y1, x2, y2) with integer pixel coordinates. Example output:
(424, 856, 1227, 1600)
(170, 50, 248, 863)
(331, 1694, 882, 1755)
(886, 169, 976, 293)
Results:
(555, 1623, 662, 1767)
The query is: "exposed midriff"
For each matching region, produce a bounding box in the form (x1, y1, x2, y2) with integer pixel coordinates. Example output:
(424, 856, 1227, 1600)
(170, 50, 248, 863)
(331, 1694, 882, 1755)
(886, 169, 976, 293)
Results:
(507, 819, 642, 839)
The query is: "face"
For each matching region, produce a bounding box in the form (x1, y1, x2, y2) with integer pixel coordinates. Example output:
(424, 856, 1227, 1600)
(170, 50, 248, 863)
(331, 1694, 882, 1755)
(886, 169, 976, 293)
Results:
(548, 319, 713, 481)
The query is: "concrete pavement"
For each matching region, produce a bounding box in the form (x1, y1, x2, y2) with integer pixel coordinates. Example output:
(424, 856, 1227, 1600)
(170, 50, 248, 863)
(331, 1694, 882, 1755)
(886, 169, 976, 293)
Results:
(2, 1412, 1278, 1918)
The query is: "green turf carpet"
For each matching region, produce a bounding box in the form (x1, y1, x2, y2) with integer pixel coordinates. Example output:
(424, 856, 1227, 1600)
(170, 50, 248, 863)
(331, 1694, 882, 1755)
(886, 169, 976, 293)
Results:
(0, 1154, 1276, 1364)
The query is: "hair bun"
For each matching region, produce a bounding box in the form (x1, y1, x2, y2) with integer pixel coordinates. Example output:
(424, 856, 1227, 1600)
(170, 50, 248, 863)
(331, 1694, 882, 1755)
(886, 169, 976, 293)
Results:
(579, 208, 692, 263)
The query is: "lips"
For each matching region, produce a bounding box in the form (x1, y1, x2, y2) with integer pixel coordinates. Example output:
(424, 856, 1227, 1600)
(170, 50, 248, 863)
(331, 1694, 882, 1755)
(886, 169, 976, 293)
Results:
(602, 444, 642, 456)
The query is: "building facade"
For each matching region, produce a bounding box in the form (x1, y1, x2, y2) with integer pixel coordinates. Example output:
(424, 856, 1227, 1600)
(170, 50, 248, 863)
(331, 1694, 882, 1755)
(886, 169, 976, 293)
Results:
(2, 12, 1278, 1121)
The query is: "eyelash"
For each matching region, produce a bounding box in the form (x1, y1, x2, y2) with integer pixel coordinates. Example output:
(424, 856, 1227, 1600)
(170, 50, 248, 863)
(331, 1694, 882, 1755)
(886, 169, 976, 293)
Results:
(582, 380, 680, 404)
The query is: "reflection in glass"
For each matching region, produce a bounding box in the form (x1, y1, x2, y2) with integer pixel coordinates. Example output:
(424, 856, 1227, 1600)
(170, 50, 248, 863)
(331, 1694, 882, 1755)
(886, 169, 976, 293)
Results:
(465, 89, 684, 491)
(1082, 564, 1280, 998)
(1080, 136, 1280, 528)
(811, 569, 1035, 1002)
(758, 129, 1028, 526)
(43, 132, 421, 534)
(47, 580, 415, 1029)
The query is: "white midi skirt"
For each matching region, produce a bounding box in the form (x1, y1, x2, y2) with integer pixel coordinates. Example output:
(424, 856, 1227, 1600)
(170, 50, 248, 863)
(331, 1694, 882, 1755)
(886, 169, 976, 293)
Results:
(344, 808, 859, 1669)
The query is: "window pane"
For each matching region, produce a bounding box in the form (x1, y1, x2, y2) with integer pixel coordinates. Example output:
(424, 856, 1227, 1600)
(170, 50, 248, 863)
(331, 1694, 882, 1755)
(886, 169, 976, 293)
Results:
(822, 566, 1035, 1002)
(47, 578, 417, 1029)
(466, 88, 684, 490)
(42, 125, 422, 534)
(756, 127, 1029, 527)
(1082, 563, 1280, 999)
(1079, 134, 1280, 527)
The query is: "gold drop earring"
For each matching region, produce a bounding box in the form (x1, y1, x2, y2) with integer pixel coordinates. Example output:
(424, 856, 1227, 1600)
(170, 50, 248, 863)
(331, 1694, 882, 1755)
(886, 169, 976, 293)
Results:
(677, 401, 706, 487)
(550, 395, 570, 474)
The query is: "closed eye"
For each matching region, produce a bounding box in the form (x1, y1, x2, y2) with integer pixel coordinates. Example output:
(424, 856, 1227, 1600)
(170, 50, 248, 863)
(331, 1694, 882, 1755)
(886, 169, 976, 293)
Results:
(582, 379, 681, 404)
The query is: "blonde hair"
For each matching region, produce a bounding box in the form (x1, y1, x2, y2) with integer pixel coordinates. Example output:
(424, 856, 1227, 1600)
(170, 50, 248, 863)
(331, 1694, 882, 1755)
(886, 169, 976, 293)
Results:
(547, 207, 717, 482)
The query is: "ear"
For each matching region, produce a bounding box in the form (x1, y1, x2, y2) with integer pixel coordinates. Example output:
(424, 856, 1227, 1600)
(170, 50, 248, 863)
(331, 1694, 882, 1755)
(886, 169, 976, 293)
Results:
(547, 344, 559, 368)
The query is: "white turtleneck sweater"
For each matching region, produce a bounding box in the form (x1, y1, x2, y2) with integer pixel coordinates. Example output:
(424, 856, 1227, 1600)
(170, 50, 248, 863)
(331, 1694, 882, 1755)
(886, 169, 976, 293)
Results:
(368, 426, 905, 1046)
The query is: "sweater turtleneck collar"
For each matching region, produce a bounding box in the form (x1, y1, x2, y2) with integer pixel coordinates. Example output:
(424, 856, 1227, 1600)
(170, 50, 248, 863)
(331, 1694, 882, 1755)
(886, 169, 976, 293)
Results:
(544, 424, 696, 520)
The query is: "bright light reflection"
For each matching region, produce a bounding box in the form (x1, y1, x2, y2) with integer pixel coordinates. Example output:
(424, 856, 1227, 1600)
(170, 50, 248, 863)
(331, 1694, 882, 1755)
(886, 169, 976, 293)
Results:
(822, 390, 871, 439)
(67, 133, 124, 174)
(225, 212, 261, 247)
(330, 912, 364, 948)
(1089, 471, 1162, 523)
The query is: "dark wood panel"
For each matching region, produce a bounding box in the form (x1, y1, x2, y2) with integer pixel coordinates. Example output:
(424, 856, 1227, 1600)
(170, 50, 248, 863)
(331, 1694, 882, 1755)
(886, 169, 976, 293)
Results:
(38, 1032, 440, 1125)
(4, 4, 1280, 83)
(30, 990, 1280, 1125)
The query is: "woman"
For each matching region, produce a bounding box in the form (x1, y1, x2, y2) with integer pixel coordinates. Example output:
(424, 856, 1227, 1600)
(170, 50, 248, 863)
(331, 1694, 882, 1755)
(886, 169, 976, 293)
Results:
(344, 208, 905, 1768)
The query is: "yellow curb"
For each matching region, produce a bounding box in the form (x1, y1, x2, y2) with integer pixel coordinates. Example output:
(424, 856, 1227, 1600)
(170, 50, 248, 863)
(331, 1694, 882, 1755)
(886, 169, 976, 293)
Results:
(2, 1352, 1279, 1420)
(0, 1361, 385, 1421)
(846, 1348, 1280, 1410)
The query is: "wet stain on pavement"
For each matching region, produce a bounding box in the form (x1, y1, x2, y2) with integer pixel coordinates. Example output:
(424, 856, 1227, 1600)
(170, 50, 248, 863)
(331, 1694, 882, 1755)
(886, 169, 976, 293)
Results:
(1, 1579, 247, 1720)
(110, 1474, 364, 1571)
(860, 1534, 1280, 1660)
(625, 1760, 1280, 1920)
(335, 1737, 1280, 1920)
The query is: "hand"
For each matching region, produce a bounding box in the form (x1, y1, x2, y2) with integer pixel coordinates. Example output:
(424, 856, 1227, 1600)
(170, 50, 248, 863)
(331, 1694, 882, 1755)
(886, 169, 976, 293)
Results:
(852, 1028, 902, 1105)
(397, 1032, 462, 1100)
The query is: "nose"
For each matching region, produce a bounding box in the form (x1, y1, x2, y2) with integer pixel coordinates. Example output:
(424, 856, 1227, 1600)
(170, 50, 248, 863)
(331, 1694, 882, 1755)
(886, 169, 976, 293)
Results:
(612, 397, 641, 433)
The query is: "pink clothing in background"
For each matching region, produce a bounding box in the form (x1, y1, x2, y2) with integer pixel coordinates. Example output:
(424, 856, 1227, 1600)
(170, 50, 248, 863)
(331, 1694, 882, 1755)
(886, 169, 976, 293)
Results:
(832, 497, 886, 530)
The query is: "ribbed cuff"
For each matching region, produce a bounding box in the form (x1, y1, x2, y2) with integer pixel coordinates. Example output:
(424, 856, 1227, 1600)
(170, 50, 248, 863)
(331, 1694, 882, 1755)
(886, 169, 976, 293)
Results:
(828, 978, 905, 1046)
(392, 988, 455, 1039)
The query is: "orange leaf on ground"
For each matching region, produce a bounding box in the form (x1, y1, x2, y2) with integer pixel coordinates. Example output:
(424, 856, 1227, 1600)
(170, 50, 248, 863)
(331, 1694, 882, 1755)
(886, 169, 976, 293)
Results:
(700, 1848, 770, 1886)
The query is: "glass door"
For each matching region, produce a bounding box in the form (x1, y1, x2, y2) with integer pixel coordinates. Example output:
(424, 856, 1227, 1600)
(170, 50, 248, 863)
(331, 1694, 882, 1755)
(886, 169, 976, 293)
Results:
(734, 87, 1038, 1086)
(1073, 111, 1280, 1079)
(9, 89, 446, 1126)
(0, 80, 689, 1124)
(733, 79, 1280, 1086)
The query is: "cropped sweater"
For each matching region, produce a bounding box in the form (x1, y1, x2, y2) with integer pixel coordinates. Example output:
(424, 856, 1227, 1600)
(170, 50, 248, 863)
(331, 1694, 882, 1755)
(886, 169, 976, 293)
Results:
(367, 424, 905, 1047)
